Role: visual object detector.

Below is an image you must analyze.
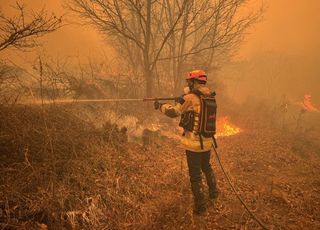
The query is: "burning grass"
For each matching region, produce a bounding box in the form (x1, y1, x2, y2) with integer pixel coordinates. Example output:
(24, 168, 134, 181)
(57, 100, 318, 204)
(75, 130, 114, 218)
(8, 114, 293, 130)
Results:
(216, 116, 241, 137)
(296, 94, 319, 112)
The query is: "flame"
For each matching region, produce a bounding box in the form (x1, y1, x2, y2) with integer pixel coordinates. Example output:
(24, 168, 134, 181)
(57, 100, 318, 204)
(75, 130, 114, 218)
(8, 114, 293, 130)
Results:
(216, 116, 241, 137)
(296, 94, 319, 112)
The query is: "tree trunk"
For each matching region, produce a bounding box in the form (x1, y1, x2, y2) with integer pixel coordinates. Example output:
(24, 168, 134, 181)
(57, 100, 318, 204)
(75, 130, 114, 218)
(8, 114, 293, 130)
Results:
(145, 67, 153, 97)
(144, 0, 152, 97)
(174, 2, 189, 95)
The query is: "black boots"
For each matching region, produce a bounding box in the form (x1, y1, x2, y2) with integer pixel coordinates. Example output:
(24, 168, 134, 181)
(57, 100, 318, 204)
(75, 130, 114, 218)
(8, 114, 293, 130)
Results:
(203, 162, 218, 200)
(186, 150, 218, 215)
(194, 197, 206, 215)
(209, 189, 219, 200)
(191, 183, 219, 215)
(192, 190, 219, 215)
(191, 181, 206, 214)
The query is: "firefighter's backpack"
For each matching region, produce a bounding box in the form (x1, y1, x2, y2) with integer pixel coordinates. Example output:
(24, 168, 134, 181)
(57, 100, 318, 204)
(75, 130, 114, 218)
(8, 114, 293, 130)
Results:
(179, 90, 217, 138)
(194, 90, 217, 138)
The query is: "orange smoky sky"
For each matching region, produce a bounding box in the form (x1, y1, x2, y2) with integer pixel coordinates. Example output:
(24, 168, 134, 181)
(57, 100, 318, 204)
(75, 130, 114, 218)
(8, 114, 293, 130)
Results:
(0, 0, 320, 63)
(0, 0, 111, 65)
(239, 0, 320, 59)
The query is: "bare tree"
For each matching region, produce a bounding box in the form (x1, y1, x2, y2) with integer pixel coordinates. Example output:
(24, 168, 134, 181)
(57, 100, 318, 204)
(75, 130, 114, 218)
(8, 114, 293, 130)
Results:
(69, 0, 261, 96)
(159, 0, 262, 93)
(69, 0, 188, 96)
(0, 2, 62, 52)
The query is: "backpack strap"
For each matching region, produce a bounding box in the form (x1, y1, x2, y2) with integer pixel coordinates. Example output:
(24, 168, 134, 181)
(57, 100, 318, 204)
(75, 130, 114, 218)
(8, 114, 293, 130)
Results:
(199, 134, 204, 150)
(191, 89, 205, 149)
(191, 89, 203, 97)
(192, 89, 216, 98)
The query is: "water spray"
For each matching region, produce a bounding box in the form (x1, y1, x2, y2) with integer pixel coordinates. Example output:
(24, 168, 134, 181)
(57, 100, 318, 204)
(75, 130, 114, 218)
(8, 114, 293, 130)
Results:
(18, 97, 179, 105)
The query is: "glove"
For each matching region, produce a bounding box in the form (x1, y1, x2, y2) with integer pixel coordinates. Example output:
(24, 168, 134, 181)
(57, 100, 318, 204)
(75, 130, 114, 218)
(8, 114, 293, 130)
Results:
(154, 100, 162, 110)
(175, 96, 185, 105)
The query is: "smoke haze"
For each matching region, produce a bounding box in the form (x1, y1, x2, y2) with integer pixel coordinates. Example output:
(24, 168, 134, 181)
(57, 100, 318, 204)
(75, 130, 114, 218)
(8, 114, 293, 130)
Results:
(1, 0, 319, 103)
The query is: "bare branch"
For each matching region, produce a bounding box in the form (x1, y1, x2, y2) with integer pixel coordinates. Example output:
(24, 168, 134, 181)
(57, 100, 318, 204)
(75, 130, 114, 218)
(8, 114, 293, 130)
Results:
(150, 0, 188, 71)
(0, 3, 62, 52)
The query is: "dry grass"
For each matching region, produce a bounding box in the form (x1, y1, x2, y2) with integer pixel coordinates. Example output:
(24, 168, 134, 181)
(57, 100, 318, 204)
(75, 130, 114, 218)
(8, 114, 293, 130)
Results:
(0, 104, 188, 229)
(1, 103, 320, 230)
(0, 104, 127, 229)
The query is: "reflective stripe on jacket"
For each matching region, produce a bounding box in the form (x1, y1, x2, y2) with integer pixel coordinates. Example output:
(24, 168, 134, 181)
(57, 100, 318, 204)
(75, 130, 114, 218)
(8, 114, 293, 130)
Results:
(160, 85, 213, 152)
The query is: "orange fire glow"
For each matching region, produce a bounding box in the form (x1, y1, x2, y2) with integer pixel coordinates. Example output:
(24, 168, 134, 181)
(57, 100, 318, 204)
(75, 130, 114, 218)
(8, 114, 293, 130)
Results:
(216, 116, 241, 137)
(296, 94, 319, 112)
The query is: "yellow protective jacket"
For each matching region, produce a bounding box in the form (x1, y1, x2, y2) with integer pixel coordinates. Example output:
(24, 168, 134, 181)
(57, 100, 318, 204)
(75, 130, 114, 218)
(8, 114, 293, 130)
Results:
(160, 85, 214, 152)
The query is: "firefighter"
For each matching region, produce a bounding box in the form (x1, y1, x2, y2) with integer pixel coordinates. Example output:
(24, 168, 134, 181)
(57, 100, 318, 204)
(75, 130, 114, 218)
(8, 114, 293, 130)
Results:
(154, 70, 218, 215)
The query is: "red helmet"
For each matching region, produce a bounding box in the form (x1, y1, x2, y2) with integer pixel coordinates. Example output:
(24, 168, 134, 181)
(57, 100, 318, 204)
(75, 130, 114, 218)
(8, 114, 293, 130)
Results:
(186, 69, 207, 82)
